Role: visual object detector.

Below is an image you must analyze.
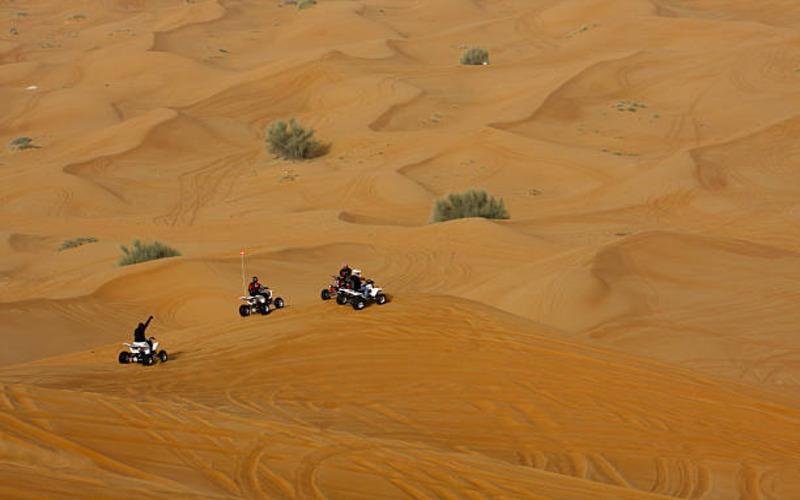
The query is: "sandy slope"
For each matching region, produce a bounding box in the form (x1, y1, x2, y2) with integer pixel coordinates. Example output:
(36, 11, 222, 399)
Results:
(3, 297, 800, 498)
(2, 0, 800, 497)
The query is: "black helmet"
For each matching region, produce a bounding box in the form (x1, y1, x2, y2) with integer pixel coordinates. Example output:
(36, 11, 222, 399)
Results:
(252, 276, 258, 282)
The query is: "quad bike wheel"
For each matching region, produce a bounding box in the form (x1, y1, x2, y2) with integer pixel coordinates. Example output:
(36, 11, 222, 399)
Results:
(352, 298, 366, 311)
(239, 305, 251, 317)
(118, 352, 130, 364)
(321, 289, 331, 300)
(259, 303, 270, 315)
(375, 293, 388, 305)
(336, 293, 348, 305)
(274, 297, 285, 309)
(143, 355, 155, 366)
(158, 350, 168, 363)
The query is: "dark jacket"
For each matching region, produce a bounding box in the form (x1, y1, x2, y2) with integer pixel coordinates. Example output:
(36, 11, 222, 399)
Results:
(134, 316, 153, 342)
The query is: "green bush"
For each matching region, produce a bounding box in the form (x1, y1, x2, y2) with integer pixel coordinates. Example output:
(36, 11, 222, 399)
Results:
(119, 240, 181, 266)
(431, 189, 509, 223)
(9, 136, 38, 150)
(297, 0, 317, 9)
(266, 118, 325, 160)
(58, 237, 98, 251)
(460, 47, 489, 65)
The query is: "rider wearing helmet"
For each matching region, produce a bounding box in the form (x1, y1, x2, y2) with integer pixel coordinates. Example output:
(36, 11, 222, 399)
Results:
(248, 276, 263, 296)
(339, 263, 352, 279)
(248, 276, 272, 300)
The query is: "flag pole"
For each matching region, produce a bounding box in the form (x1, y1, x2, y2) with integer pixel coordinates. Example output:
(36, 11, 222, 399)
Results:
(240, 249, 246, 296)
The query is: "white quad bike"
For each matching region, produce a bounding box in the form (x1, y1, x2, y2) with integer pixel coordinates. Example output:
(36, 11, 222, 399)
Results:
(337, 280, 388, 310)
(118, 337, 168, 366)
(239, 287, 285, 317)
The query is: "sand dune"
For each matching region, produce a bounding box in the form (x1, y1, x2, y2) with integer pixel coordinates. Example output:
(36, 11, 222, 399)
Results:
(3, 297, 800, 498)
(2, 0, 800, 497)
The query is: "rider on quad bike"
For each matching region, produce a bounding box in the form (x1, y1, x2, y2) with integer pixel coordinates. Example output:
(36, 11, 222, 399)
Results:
(239, 276, 284, 317)
(321, 265, 353, 300)
(352, 269, 378, 294)
(248, 276, 269, 298)
(134, 315, 154, 350)
(349, 269, 365, 292)
(338, 269, 388, 309)
(120, 315, 167, 365)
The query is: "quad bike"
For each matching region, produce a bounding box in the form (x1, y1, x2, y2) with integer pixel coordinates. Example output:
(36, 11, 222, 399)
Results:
(239, 287, 285, 317)
(338, 280, 388, 310)
(320, 276, 349, 301)
(118, 337, 168, 366)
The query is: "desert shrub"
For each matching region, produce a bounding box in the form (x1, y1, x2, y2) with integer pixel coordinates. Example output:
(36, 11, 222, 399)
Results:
(58, 237, 98, 251)
(266, 118, 325, 160)
(460, 47, 489, 65)
(119, 239, 181, 266)
(297, 0, 317, 8)
(431, 189, 509, 223)
(9, 136, 38, 150)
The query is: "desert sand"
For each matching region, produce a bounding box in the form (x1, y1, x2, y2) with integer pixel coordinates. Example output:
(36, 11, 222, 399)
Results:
(2, 0, 800, 498)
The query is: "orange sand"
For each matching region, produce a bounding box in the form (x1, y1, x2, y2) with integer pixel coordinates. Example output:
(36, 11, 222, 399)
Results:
(2, 1, 800, 497)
